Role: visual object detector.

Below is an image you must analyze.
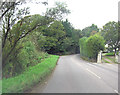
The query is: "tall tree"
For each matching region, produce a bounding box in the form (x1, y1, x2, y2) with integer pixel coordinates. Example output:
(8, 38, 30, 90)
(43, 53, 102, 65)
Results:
(101, 21, 119, 54)
(41, 21, 66, 54)
(62, 19, 82, 53)
(1, 1, 70, 68)
(81, 24, 99, 37)
(62, 19, 73, 37)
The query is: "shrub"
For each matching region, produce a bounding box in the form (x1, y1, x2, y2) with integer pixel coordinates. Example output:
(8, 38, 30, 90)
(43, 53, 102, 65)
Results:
(79, 34, 105, 61)
(86, 34, 105, 60)
(2, 55, 59, 93)
(3, 40, 49, 78)
(79, 37, 88, 57)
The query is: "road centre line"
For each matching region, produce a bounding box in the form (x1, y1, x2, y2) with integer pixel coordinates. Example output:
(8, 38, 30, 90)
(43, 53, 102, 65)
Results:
(74, 61, 101, 79)
(86, 68, 101, 79)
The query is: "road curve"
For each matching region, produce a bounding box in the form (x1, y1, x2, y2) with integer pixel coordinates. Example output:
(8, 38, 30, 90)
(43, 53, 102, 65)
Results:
(30, 54, 118, 93)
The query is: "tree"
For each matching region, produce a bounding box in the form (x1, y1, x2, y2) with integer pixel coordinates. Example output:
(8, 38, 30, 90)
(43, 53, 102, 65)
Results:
(0, 0, 48, 20)
(62, 19, 73, 37)
(62, 19, 82, 53)
(101, 21, 119, 54)
(79, 35, 105, 61)
(71, 29, 82, 53)
(81, 24, 99, 37)
(61, 37, 74, 54)
(45, 2, 70, 21)
(2, 1, 70, 68)
(86, 34, 105, 60)
(41, 21, 66, 54)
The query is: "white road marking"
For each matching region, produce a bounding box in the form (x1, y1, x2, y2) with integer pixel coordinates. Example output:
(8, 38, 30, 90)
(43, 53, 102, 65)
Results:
(76, 63, 82, 67)
(114, 90, 118, 93)
(106, 64, 112, 65)
(86, 68, 101, 79)
(71, 58, 82, 67)
(86, 63, 98, 68)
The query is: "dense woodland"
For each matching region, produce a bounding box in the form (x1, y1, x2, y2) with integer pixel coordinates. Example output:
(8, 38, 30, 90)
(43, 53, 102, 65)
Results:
(0, 1, 119, 78)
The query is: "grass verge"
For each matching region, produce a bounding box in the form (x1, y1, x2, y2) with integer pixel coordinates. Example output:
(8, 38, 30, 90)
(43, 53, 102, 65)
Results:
(104, 56, 115, 62)
(105, 52, 118, 56)
(102, 58, 110, 63)
(2, 55, 59, 93)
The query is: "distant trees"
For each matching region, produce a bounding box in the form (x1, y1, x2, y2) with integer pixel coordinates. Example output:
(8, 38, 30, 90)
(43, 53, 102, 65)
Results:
(62, 19, 73, 37)
(101, 21, 119, 54)
(61, 19, 82, 54)
(81, 24, 99, 37)
(38, 19, 82, 55)
(41, 21, 66, 54)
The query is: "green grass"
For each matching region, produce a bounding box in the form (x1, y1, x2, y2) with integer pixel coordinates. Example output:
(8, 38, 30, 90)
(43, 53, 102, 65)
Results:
(105, 52, 114, 56)
(0, 80, 2, 94)
(105, 52, 119, 56)
(102, 58, 110, 63)
(2, 55, 59, 93)
(104, 56, 114, 62)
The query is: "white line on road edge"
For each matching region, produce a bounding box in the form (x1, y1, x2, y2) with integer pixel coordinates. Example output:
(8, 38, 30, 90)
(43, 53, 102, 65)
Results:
(114, 90, 118, 93)
(86, 68, 101, 79)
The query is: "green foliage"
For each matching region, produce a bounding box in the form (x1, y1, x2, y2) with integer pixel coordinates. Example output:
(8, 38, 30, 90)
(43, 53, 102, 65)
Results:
(45, 2, 70, 20)
(62, 19, 82, 54)
(102, 59, 110, 63)
(79, 37, 88, 57)
(71, 29, 82, 53)
(41, 21, 66, 54)
(86, 34, 105, 60)
(40, 19, 82, 55)
(62, 19, 73, 37)
(61, 37, 74, 54)
(104, 56, 114, 62)
(81, 24, 99, 37)
(3, 37, 49, 78)
(2, 1, 71, 78)
(101, 21, 119, 53)
(2, 55, 59, 93)
(79, 34, 105, 61)
(105, 52, 119, 56)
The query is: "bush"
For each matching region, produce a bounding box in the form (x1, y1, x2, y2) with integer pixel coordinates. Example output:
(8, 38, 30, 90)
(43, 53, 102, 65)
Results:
(79, 34, 105, 61)
(86, 34, 105, 60)
(2, 55, 59, 93)
(79, 37, 88, 57)
(3, 40, 49, 78)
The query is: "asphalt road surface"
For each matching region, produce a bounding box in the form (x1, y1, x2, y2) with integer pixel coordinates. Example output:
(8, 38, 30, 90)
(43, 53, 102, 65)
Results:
(30, 54, 118, 93)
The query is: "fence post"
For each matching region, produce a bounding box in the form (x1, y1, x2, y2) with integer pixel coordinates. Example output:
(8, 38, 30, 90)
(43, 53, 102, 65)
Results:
(115, 51, 120, 63)
(97, 51, 102, 63)
(117, 51, 120, 63)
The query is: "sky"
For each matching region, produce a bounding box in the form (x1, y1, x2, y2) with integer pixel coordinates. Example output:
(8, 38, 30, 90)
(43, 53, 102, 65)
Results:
(26, 0, 119, 30)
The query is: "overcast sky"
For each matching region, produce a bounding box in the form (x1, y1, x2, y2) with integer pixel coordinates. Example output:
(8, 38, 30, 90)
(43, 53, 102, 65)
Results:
(26, 0, 119, 30)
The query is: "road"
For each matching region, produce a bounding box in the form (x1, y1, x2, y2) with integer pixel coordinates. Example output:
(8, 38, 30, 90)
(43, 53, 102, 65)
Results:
(30, 54, 118, 93)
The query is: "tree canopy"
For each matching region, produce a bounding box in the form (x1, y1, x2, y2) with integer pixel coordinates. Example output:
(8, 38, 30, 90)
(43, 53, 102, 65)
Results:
(79, 34, 105, 61)
(101, 21, 119, 53)
(81, 24, 99, 37)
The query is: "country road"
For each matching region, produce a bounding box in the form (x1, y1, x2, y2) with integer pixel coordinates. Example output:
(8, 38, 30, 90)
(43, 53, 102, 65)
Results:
(29, 54, 118, 93)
